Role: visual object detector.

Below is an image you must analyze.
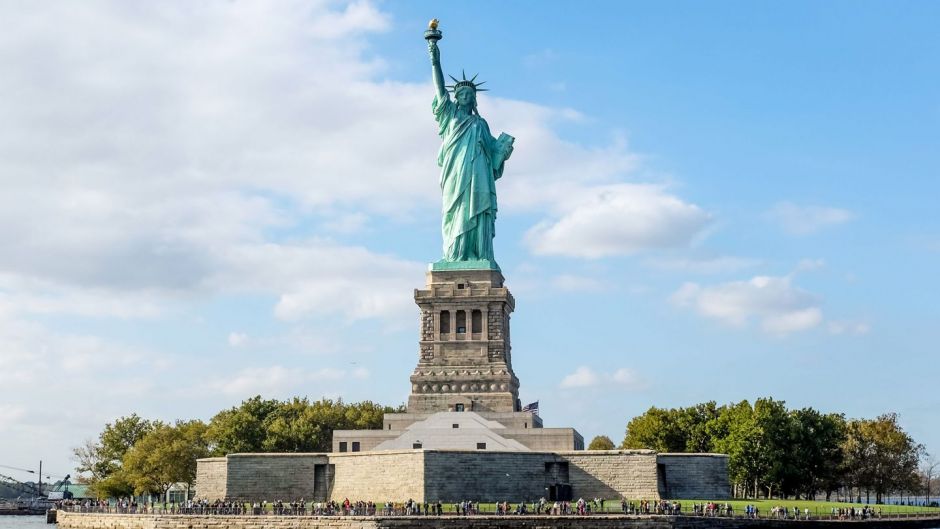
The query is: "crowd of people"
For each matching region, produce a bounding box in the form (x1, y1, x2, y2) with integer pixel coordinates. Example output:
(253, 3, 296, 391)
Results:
(830, 505, 882, 520)
(54, 497, 900, 521)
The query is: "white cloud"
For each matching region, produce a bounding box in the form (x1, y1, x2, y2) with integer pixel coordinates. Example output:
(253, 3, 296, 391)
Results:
(767, 202, 854, 235)
(645, 256, 761, 275)
(551, 274, 603, 292)
(0, 0, 699, 475)
(525, 184, 712, 258)
(610, 368, 647, 390)
(560, 366, 648, 390)
(828, 320, 871, 335)
(0, 0, 662, 324)
(795, 258, 826, 272)
(211, 241, 422, 322)
(228, 332, 249, 347)
(672, 275, 823, 335)
(0, 404, 27, 432)
(560, 366, 601, 388)
(0, 276, 163, 319)
(207, 365, 369, 397)
(322, 212, 370, 234)
(761, 308, 824, 334)
(209, 365, 308, 396)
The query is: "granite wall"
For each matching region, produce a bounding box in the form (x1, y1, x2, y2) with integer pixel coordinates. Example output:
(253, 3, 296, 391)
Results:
(194, 457, 226, 503)
(195, 450, 729, 503)
(566, 451, 660, 500)
(329, 451, 424, 502)
(199, 453, 329, 502)
(421, 450, 661, 502)
(657, 454, 730, 500)
(423, 451, 549, 502)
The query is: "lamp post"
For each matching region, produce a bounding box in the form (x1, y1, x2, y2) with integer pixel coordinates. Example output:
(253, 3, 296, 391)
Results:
(22, 461, 43, 497)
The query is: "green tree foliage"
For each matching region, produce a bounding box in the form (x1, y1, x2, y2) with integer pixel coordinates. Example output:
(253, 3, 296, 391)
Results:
(122, 421, 209, 497)
(622, 402, 719, 453)
(622, 407, 687, 452)
(204, 396, 279, 454)
(710, 400, 769, 499)
(587, 435, 615, 450)
(73, 414, 157, 498)
(76, 396, 403, 499)
(622, 399, 922, 502)
(205, 396, 403, 455)
(787, 408, 846, 500)
(679, 401, 721, 453)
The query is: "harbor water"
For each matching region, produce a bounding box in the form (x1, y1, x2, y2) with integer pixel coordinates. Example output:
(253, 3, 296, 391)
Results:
(0, 516, 48, 529)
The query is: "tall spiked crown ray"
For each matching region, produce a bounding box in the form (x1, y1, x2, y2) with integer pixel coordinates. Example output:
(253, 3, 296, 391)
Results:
(446, 70, 488, 93)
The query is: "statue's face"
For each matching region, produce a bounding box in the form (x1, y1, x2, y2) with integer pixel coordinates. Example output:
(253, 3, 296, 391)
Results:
(455, 87, 476, 108)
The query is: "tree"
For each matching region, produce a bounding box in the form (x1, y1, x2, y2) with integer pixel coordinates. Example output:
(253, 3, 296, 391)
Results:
(588, 435, 615, 450)
(751, 398, 791, 499)
(206, 396, 404, 455)
(677, 401, 721, 453)
(622, 402, 721, 454)
(784, 408, 846, 499)
(206, 396, 279, 455)
(73, 414, 157, 498)
(843, 413, 924, 503)
(122, 421, 209, 497)
(622, 407, 687, 452)
(923, 455, 940, 506)
(706, 398, 793, 499)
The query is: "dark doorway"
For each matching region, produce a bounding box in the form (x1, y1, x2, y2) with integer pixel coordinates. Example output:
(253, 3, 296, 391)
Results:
(548, 483, 572, 501)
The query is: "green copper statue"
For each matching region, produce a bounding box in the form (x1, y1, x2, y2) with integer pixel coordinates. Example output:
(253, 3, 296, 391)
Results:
(426, 20, 514, 270)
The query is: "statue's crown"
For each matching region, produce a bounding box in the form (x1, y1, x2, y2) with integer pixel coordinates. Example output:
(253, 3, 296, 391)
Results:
(446, 70, 488, 93)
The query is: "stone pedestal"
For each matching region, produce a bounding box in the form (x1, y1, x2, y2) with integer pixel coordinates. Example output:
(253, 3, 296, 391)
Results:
(408, 268, 520, 413)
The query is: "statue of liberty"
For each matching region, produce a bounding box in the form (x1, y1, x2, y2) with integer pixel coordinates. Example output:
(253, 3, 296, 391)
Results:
(426, 20, 514, 269)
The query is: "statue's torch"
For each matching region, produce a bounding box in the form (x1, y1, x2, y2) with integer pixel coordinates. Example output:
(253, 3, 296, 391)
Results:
(424, 19, 442, 43)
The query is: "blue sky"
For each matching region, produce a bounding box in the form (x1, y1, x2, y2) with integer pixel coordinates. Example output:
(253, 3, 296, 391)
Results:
(0, 1, 938, 479)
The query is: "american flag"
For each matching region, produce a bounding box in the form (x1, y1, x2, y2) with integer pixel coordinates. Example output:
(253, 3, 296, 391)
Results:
(521, 401, 539, 415)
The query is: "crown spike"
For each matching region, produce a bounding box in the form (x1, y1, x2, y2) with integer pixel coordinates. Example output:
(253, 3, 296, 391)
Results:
(448, 75, 459, 84)
(462, 69, 468, 81)
(470, 73, 479, 83)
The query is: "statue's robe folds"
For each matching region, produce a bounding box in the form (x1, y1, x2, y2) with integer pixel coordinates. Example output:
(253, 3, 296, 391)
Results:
(433, 94, 506, 261)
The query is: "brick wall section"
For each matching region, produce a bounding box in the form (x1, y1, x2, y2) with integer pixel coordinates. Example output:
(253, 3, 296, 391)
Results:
(194, 457, 227, 502)
(329, 451, 425, 502)
(223, 453, 328, 501)
(656, 454, 731, 500)
(564, 451, 660, 500)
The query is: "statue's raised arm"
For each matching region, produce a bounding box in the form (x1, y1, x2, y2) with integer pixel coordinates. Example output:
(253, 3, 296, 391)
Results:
(426, 20, 446, 99)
